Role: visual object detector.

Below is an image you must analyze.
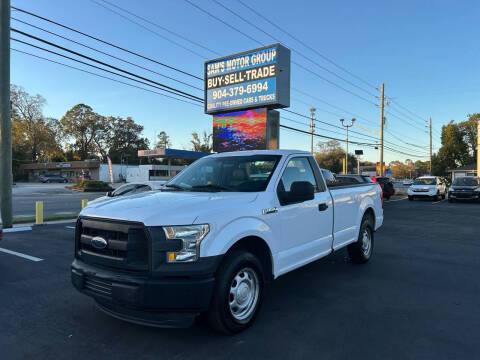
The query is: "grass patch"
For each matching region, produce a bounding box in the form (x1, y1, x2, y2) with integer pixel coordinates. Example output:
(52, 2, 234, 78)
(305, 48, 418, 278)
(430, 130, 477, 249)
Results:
(13, 213, 78, 224)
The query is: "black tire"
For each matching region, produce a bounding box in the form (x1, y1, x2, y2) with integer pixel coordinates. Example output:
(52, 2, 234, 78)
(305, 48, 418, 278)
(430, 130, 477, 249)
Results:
(432, 193, 439, 201)
(207, 251, 264, 334)
(46, 179, 50, 183)
(408, 196, 414, 201)
(348, 217, 374, 264)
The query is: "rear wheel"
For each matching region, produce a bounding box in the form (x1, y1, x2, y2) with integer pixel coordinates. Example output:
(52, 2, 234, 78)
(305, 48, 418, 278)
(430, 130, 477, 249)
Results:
(207, 251, 264, 334)
(348, 218, 374, 264)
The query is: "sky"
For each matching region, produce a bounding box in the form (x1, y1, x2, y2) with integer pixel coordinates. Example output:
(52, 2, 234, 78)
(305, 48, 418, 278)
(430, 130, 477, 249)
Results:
(10, 0, 480, 164)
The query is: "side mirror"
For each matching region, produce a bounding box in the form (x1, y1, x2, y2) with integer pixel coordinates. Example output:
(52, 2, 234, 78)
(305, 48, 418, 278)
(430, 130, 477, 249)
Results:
(282, 181, 314, 205)
(106, 191, 113, 197)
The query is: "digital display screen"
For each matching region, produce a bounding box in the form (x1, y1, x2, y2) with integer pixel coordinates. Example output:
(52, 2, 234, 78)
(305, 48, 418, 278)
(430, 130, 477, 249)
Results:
(205, 44, 290, 114)
(213, 108, 267, 152)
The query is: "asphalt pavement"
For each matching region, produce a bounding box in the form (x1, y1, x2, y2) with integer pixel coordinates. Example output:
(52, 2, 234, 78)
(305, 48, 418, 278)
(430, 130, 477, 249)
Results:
(12, 183, 105, 218)
(1, 198, 479, 359)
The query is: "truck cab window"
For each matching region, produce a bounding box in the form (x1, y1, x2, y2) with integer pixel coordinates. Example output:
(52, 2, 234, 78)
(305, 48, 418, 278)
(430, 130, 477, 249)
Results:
(277, 156, 318, 198)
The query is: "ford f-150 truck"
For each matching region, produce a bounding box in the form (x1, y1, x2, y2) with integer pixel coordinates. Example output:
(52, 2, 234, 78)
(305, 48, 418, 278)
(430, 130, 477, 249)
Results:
(71, 150, 383, 333)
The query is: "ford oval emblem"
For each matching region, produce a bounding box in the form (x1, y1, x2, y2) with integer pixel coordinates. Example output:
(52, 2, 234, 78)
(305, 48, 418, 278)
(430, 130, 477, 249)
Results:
(91, 236, 107, 250)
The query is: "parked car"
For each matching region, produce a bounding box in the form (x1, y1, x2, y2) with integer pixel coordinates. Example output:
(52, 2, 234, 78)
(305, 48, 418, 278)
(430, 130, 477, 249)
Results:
(39, 174, 68, 183)
(408, 176, 446, 201)
(86, 181, 166, 206)
(71, 150, 383, 334)
(371, 176, 395, 200)
(448, 177, 480, 202)
(402, 179, 414, 186)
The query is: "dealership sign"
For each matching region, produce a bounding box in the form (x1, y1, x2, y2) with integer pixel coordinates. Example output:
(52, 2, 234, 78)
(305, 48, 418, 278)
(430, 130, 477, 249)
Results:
(205, 44, 290, 114)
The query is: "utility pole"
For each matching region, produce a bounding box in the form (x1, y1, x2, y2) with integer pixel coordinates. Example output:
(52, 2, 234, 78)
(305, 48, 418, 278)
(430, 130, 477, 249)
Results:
(309, 107, 316, 154)
(477, 120, 480, 178)
(340, 118, 355, 174)
(0, 0, 12, 228)
(429, 118, 432, 174)
(379, 83, 385, 177)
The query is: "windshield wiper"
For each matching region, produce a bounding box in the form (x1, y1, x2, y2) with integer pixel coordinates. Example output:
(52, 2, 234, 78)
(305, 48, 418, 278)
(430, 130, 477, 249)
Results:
(191, 184, 234, 192)
(163, 184, 187, 191)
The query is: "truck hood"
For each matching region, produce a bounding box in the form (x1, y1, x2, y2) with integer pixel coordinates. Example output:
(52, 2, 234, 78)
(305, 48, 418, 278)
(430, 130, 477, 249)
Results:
(450, 186, 478, 191)
(80, 190, 259, 226)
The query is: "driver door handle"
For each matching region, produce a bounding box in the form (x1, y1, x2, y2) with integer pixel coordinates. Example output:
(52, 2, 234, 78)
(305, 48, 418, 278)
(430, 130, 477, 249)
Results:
(318, 203, 328, 211)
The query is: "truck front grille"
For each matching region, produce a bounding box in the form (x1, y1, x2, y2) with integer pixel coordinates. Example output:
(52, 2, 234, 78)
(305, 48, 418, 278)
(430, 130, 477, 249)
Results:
(76, 218, 149, 273)
(84, 275, 112, 298)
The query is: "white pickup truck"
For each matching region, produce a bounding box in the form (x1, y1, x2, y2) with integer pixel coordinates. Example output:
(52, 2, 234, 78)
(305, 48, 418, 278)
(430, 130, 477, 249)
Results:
(72, 150, 383, 333)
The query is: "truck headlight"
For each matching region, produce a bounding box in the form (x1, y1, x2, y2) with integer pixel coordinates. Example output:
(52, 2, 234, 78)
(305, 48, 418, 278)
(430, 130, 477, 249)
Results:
(163, 224, 209, 263)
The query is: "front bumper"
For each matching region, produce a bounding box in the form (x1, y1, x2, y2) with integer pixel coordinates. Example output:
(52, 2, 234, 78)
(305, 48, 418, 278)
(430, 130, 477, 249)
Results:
(71, 257, 221, 327)
(449, 191, 479, 200)
(408, 190, 437, 197)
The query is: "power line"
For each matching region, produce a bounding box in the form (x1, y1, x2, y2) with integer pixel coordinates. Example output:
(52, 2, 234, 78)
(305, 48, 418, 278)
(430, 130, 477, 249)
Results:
(11, 28, 204, 102)
(90, 0, 209, 59)
(11, 6, 203, 80)
(385, 109, 427, 133)
(292, 87, 377, 126)
(11, 48, 203, 107)
(292, 60, 377, 105)
(282, 115, 380, 143)
(279, 124, 378, 146)
(184, 0, 262, 46)
(212, 0, 377, 98)
(11, 17, 203, 92)
(389, 99, 427, 123)
(184, 0, 378, 106)
(284, 108, 430, 155)
(97, 0, 221, 56)
(11, 37, 203, 103)
(387, 101, 426, 125)
(236, 0, 379, 91)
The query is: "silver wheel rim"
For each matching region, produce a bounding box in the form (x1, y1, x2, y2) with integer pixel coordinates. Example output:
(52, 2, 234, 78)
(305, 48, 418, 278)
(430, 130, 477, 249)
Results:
(228, 267, 259, 323)
(361, 228, 372, 257)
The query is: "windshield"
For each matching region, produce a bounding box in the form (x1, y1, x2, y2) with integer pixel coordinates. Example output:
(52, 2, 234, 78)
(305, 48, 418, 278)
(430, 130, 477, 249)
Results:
(413, 178, 436, 185)
(166, 155, 281, 192)
(453, 177, 479, 186)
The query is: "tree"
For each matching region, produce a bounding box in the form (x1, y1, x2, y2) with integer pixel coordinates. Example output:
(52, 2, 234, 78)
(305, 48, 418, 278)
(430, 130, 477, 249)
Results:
(60, 104, 106, 160)
(314, 140, 356, 173)
(458, 113, 479, 162)
(436, 121, 471, 171)
(107, 116, 149, 164)
(156, 131, 171, 149)
(190, 130, 212, 152)
(10, 85, 63, 162)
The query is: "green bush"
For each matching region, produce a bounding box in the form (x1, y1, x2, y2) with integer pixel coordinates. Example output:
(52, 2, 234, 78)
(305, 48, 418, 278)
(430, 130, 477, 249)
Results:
(74, 180, 112, 191)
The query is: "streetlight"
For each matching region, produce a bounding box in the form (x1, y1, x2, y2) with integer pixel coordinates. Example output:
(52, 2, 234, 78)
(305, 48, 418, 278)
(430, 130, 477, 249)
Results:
(340, 118, 356, 174)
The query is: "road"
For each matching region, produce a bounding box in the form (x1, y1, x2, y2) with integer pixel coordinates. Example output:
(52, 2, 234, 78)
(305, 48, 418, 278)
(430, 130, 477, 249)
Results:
(1, 198, 479, 359)
(13, 183, 105, 218)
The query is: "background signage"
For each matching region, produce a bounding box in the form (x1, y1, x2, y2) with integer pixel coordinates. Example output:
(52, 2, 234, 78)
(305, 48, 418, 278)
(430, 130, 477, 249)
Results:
(205, 44, 290, 114)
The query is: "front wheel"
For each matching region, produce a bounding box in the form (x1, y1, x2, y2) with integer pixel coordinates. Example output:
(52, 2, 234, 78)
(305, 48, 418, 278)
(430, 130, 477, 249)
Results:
(408, 196, 414, 201)
(207, 251, 264, 334)
(348, 218, 374, 264)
